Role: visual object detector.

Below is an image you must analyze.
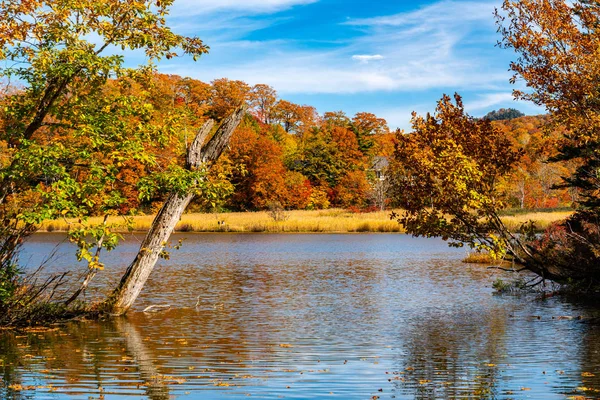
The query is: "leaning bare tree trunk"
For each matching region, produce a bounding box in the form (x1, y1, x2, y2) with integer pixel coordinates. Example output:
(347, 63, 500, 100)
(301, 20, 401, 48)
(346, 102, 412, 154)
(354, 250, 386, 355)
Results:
(104, 107, 245, 315)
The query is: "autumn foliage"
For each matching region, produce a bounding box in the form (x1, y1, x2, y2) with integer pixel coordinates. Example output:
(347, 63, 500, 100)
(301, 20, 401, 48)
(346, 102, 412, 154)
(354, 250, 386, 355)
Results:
(390, 94, 521, 249)
(1, 67, 578, 217)
(385, 0, 600, 288)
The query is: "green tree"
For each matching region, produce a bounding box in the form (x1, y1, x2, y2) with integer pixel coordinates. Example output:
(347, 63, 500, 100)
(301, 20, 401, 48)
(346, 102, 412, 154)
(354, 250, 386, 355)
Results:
(0, 0, 245, 322)
(294, 129, 343, 187)
(482, 108, 525, 121)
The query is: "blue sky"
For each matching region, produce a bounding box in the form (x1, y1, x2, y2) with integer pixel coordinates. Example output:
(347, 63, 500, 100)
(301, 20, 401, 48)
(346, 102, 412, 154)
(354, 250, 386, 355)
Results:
(159, 0, 543, 130)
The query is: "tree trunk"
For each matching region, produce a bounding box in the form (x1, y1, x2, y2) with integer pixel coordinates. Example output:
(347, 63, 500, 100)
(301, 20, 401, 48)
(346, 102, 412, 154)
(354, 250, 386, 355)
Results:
(104, 107, 245, 315)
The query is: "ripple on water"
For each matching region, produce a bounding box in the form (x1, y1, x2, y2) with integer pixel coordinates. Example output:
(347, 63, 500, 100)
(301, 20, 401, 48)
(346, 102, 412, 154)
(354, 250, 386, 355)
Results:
(3, 233, 600, 399)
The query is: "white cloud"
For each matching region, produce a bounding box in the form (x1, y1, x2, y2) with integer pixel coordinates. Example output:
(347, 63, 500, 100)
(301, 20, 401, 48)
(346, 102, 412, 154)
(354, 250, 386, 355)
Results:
(464, 92, 547, 117)
(465, 92, 515, 112)
(377, 105, 430, 132)
(161, 0, 511, 97)
(352, 54, 384, 63)
(345, 1, 495, 27)
(170, 0, 317, 16)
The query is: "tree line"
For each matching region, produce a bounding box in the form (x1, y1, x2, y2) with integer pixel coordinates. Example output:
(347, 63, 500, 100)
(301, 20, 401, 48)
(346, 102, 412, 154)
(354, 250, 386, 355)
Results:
(73, 73, 396, 214)
(2, 71, 575, 217)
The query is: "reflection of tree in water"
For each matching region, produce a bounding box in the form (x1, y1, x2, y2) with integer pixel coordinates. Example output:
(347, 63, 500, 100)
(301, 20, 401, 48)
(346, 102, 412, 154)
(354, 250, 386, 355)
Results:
(112, 318, 171, 400)
(0, 254, 389, 399)
(0, 317, 203, 400)
(573, 319, 600, 397)
(388, 308, 508, 399)
(0, 334, 29, 400)
(0, 320, 171, 400)
(0, 307, 283, 399)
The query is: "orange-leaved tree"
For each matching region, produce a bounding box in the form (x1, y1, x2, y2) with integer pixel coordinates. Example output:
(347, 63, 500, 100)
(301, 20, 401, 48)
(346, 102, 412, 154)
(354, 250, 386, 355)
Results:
(495, 0, 600, 287)
(390, 94, 563, 280)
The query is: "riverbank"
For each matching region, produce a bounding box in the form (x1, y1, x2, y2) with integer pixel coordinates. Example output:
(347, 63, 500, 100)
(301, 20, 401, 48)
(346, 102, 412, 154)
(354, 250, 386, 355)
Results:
(38, 209, 573, 234)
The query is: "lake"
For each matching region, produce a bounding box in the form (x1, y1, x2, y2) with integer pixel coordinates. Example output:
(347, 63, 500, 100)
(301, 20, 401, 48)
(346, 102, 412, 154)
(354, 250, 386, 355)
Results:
(2, 233, 600, 399)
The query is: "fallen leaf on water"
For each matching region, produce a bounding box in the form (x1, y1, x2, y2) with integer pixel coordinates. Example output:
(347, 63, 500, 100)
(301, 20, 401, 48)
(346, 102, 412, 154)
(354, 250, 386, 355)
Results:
(24, 327, 58, 333)
(577, 386, 600, 392)
(582, 372, 595, 377)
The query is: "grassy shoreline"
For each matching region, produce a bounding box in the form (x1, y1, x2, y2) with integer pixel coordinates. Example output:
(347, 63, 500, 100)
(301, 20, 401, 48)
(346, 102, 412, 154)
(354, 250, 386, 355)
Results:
(37, 208, 573, 234)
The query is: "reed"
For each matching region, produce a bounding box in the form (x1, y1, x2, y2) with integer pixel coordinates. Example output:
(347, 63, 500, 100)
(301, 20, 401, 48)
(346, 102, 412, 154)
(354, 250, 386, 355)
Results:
(36, 209, 572, 234)
(37, 209, 403, 233)
(499, 210, 572, 232)
(462, 252, 497, 264)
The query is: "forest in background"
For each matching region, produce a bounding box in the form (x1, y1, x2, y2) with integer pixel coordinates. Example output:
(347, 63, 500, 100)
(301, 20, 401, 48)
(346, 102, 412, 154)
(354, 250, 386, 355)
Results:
(2, 72, 573, 218)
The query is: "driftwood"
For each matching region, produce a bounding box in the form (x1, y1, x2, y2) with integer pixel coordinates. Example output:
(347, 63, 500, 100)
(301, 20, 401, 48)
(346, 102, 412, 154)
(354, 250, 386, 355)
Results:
(104, 107, 245, 315)
(142, 304, 171, 313)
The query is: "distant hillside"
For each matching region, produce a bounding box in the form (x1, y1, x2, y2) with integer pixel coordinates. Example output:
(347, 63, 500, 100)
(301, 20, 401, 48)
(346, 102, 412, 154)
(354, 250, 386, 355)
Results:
(483, 108, 525, 121)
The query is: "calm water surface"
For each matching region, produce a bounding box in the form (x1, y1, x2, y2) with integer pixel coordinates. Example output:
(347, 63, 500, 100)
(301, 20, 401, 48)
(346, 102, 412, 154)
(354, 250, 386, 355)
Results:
(2, 233, 600, 399)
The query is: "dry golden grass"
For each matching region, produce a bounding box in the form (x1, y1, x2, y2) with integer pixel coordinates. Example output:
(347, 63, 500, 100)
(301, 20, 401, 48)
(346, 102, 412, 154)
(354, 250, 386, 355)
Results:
(499, 210, 572, 232)
(462, 252, 497, 264)
(37, 209, 572, 234)
(38, 209, 403, 233)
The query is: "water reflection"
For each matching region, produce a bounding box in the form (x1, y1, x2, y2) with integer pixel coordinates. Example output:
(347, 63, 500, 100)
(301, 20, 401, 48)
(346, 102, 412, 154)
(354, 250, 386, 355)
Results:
(389, 308, 509, 398)
(1, 233, 600, 399)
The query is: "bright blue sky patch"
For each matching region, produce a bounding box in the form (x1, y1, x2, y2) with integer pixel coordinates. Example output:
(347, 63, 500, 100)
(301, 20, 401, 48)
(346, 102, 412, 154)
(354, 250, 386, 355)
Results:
(160, 0, 544, 130)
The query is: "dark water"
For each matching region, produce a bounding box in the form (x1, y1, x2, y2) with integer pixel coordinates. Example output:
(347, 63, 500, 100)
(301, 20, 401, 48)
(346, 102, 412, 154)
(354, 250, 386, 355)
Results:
(2, 233, 600, 399)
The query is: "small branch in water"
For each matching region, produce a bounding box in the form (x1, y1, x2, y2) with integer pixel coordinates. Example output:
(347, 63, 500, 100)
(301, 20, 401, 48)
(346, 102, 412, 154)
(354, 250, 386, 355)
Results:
(47, 271, 69, 301)
(143, 304, 171, 313)
(526, 276, 545, 288)
(487, 266, 527, 273)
